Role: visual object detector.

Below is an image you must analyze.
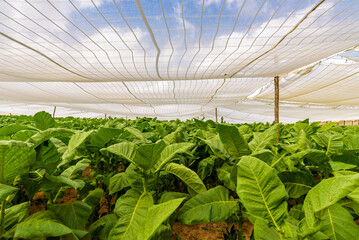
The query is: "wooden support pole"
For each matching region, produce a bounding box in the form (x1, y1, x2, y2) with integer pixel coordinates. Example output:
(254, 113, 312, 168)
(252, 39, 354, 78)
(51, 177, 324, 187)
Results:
(105, 113, 107, 119)
(215, 108, 218, 123)
(52, 106, 56, 119)
(274, 76, 279, 141)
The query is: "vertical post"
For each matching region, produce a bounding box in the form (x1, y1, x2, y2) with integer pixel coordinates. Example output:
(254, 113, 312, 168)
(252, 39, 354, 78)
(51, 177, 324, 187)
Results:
(52, 106, 56, 119)
(274, 76, 280, 141)
(215, 108, 218, 123)
(105, 113, 107, 119)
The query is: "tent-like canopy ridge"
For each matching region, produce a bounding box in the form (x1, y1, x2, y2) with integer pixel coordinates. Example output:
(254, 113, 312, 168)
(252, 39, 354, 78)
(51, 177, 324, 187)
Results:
(1, 0, 359, 123)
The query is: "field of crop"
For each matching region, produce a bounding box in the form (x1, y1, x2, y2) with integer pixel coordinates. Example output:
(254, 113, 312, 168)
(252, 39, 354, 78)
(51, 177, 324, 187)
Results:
(0, 111, 359, 240)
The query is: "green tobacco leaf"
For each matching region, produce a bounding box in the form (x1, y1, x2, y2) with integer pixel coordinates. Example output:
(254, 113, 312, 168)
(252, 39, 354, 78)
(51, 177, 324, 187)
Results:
(177, 186, 238, 224)
(125, 127, 150, 143)
(110, 190, 153, 239)
(0, 124, 34, 137)
(154, 142, 195, 172)
(202, 135, 227, 159)
(61, 159, 91, 179)
(109, 172, 129, 195)
(316, 204, 359, 240)
(289, 204, 304, 221)
(290, 149, 331, 171)
(217, 124, 249, 158)
(135, 141, 167, 170)
(303, 174, 359, 227)
(158, 191, 190, 204)
(27, 128, 75, 148)
(141, 198, 184, 240)
(14, 210, 74, 239)
(0, 183, 18, 202)
(249, 124, 279, 153)
(251, 149, 274, 165)
(253, 218, 282, 240)
(12, 129, 38, 141)
(103, 142, 138, 167)
(197, 157, 215, 180)
(312, 132, 343, 154)
(88, 214, 118, 240)
(216, 163, 236, 191)
(237, 156, 288, 230)
(83, 188, 104, 210)
(90, 127, 123, 148)
(165, 163, 206, 195)
(49, 201, 93, 230)
(33, 111, 55, 130)
(2, 202, 29, 230)
(348, 188, 359, 205)
(59, 131, 93, 167)
(343, 134, 359, 151)
(0, 141, 35, 184)
(278, 171, 314, 198)
(43, 174, 85, 191)
(331, 153, 359, 167)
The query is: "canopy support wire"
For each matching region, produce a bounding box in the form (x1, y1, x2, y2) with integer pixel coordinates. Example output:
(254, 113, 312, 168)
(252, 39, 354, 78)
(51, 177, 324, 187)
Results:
(23, 0, 109, 78)
(112, 0, 151, 79)
(185, 0, 205, 79)
(229, 0, 326, 78)
(176, 0, 187, 79)
(274, 76, 280, 142)
(194, 0, 226, 78)
(0, 32, 92, 81)
(135, 0, 162, 80)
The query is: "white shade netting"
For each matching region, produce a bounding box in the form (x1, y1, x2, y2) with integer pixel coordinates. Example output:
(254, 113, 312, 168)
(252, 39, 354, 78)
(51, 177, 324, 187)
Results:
(1, 0, 359, 122)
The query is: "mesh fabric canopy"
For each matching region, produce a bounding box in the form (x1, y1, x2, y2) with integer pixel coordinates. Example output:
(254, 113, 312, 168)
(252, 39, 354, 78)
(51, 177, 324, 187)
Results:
(1, 0, 359, 122)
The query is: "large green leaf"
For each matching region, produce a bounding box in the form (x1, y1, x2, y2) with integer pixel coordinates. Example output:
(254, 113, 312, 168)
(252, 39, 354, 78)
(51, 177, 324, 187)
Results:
(0, 124, 34, 137)
(165, 163, 206, 195)
(83, 188, 104, 210)
(0, 184, 17, 202)
(312, 132, 343, 154)
(303, 174, 359, 227)
(249, 125, 279, 153)
(158, 191, 190, 203)
(124, 127, 151, 143)
(49, 201, 93, 230)
(26, 128, 75, 148)
(197, 157, 215, 180)
(141, 198, 184, 240)
(154, 142, 195, 172)
(0, 141, 35, 184)
(216, 163, 236, 191)
(1, 202, 29, 230)
(90, 127, 123, 148)
(253, 218, 282, 240)
(14, 211, 74, 239)
(237, 156, 288, 230)
(201, 135, 227, 159)
(59, 131, 94, 167)
(109, 172, 129, 195)
(110, 190, 153, 240)
(135, 141, 167, 170)
(177, 186, 238, 224)
(33, 111, 55, 130)
(277, 171, 314, 198)
(88, 214, 118, 240)
(103, 142, 138, 167)
(217, 124, 249, 158)
(61, 159, 91, 179)
(317, 204, 359, 240)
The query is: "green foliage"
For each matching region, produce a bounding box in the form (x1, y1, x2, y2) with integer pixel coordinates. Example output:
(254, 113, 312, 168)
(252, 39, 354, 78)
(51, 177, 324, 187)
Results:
(1, 112, 359, 239)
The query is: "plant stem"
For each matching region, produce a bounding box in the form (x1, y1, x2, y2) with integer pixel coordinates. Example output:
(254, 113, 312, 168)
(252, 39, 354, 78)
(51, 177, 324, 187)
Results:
(0, 200, 6, 238)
